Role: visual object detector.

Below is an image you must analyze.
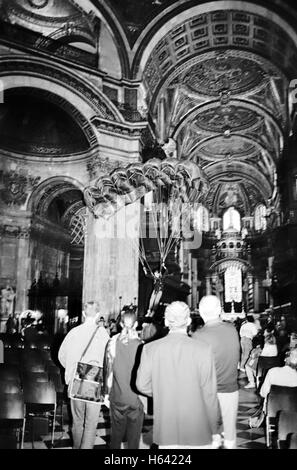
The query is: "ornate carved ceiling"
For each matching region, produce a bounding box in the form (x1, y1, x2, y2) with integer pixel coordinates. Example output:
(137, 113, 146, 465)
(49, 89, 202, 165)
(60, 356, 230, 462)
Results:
(1, 0, 97, 48)
(142, 9, 294, 216)
(143, 9, 297, 97)
(182, 57, 265, 97)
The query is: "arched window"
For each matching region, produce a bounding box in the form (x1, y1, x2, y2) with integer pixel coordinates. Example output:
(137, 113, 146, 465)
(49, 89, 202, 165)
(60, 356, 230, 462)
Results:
(70, 208, 87, 246)
(254, 204, 267, 231)
(194, 205, 210, 232)
(223, 207, 241, 232)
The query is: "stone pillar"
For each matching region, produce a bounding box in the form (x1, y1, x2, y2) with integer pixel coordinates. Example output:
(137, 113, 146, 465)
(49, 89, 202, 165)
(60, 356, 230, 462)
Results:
(83, 202, 140, 318)
(192, 258, 198, 309)
(254, 278, 260, 312)
(15, 227, 31, 314)
(247, 273, 254, 312)
(206, 276, 212, 296)
(187, 252, 192, 307)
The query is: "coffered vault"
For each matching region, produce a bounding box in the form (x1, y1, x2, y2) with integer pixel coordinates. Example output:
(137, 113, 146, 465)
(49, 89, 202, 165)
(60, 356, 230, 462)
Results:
(140, 7, 296, 218)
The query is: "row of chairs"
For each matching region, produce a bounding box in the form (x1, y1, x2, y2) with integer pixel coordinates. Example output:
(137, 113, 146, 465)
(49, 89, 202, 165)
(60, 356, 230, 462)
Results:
(266, 385, 297, 448)
(0, 380, 57, 448)
(0, 343, 65, 449)
(0, 333, 52, 351)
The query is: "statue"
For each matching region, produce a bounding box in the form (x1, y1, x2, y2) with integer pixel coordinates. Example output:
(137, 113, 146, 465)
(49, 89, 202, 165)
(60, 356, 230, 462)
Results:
(1, 285, 16, 316)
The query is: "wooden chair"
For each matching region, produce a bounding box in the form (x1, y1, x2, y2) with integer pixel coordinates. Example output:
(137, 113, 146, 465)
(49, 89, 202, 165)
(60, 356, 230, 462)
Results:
(23, 380, 57, 448)
(3, 349, 20, 366)
(277, 410, 297, 448)
(0, 364, 21, 383)
(10, 335, 24, 350)
(266, 386, 297, 448)
(23, 371, 49, 383)
(0, 393, 25, 449)
(288, 433, 297, 449)
(256, 356, 280, 389)
(0, 381, 22, 395)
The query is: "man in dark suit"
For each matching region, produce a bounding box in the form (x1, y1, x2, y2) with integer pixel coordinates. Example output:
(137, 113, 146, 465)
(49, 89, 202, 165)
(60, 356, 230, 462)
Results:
(136, 301, 219, 448)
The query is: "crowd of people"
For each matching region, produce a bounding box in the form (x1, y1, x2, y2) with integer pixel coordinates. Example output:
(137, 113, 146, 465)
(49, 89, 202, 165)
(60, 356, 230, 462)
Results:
(2, 297, 297, 449)
(57, 296, 297, 450)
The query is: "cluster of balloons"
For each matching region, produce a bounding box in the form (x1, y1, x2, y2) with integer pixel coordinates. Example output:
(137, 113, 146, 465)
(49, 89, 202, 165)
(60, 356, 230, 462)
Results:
(84, 157, 209, 219)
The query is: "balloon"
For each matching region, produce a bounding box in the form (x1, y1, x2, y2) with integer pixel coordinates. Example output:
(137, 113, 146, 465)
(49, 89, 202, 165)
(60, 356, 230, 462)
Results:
(84, 157, 209, 219)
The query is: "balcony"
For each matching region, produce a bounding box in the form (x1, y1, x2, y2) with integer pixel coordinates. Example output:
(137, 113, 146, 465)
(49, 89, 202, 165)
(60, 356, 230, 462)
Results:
(0, 20, 97, 69)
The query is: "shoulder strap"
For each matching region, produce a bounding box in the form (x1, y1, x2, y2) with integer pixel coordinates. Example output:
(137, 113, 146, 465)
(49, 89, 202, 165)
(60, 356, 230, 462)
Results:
(80, 325, 100, 362)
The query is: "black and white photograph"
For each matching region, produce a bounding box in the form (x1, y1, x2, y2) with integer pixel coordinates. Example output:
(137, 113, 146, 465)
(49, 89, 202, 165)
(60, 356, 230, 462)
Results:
(0, 0, 297, 457)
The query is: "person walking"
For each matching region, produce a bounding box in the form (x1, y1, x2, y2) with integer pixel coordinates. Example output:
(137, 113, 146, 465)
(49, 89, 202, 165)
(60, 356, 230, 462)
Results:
(195, 295, 240, 449)
(104, 309, 144, 449)
(239, 315, 258, 371)
(136, 301, 219, 449)
(58, 301, 109, 449)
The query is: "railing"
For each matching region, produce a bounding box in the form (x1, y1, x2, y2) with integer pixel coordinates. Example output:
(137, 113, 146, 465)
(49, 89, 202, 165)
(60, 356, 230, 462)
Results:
(0, 20, 97, 68)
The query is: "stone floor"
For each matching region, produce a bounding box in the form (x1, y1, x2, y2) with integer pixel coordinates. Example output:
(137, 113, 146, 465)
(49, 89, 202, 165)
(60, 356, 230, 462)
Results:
(19, 372, 266, 450)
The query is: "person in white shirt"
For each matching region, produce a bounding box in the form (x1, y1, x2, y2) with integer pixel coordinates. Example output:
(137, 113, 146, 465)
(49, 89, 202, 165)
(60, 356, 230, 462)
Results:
(239, 315, 258, 371)
(58, 301, 109, 449)
(260, 348, 297, 401)
(260, 329, 278, 357)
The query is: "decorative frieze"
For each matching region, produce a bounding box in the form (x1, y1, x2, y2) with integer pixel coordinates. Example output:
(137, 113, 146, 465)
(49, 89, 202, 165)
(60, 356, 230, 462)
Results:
(0, 167, 40, 207)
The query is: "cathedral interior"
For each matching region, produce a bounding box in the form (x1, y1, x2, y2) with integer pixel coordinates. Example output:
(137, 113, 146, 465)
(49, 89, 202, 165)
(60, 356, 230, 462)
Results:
(1, 0, 297, 332)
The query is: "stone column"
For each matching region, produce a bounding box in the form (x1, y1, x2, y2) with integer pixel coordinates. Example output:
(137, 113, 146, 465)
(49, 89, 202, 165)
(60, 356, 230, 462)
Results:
(192, 258, 198, 309)
(15, 227, 31, 314)
(187, 252, 192, 307)
(206, 276, 212, 296)
(247, 274, 254, 312)
(254, 278, 260, 312)
(83, 202, 140, 318)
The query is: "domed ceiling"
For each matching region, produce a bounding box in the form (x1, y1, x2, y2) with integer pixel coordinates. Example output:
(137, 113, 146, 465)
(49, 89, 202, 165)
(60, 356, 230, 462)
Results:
(0, 90, 90, 156)
(142, 9, 294, 218)
(1, 0, 97, 49)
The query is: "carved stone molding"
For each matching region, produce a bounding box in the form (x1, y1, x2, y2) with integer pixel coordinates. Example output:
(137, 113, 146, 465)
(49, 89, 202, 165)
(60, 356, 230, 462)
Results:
(0, 59, 120, 123)
(0, 168, 41, 207)
(86, 155, 122, 181)
(0, 224, 31, 239)
(91, 116, 147, 138)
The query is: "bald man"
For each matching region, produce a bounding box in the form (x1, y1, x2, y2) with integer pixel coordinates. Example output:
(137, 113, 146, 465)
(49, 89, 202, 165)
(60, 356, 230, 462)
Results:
(194, 295, 240, 449)
(136, 301, 219, 448)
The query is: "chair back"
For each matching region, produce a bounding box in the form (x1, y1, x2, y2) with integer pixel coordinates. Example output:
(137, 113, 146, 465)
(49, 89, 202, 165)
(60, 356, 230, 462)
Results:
(267, 385, 297, 418)
(49, 372, 64, 393)
(289, 433, 297, 449)
(0, 365, 21, 383)
(23, 372, 49, 383)
(10, 336, 24, 350)
(0, 380, 21, 395)
(23, 380, 56, 405)
(278, 410, 297, 441)
(23, 362, 47, 373)
(0, 393, 24, 420)
(4, 350, 20, 366)
(257, 356, 280, 377)
(36, 335, 52, 351)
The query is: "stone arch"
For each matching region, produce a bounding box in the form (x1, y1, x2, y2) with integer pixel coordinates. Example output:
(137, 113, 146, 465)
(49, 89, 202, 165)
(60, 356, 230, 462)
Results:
(72, 0, 131, 78)
(27, 176, 85, 215)
(0, 57, 123, 124)
(132, 0, 297, 82)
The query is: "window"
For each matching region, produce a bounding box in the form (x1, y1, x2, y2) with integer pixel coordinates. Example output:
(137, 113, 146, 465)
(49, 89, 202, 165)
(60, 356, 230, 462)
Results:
(194, 205, 210, 232)
(224, 266, 242, 303)
(70, 208, 87, 246)
(254, 204, 267, 231)
(223, 207, 241, 232)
